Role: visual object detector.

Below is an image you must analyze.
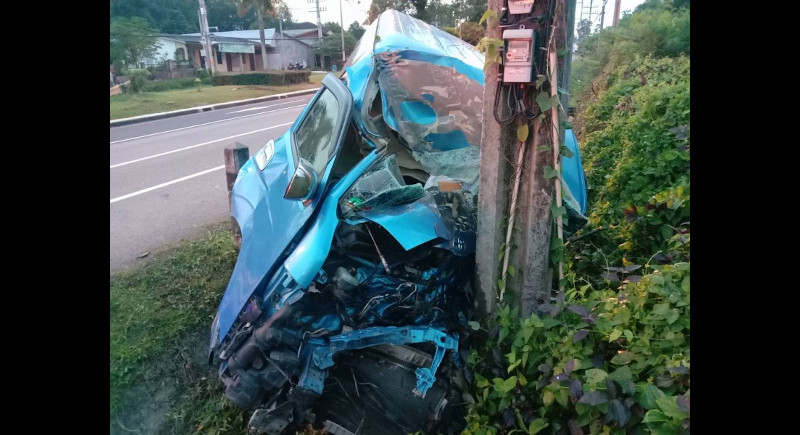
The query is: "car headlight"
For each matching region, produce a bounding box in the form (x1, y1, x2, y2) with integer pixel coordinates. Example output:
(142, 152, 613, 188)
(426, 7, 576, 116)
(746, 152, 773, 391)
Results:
(255, 140, 275, 171)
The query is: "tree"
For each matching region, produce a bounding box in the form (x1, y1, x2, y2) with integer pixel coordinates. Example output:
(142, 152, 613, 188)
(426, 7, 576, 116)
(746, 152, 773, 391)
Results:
(348, 21, 365, 40)
(410, 0, 429, 21)
(322, 21, 342, 34)
(316, 32, 358, 66)
(110, 0, 198, 34)
(207, 0, 256, 31)
(234, 0, 279, 70)
(110, 16, 162, 70)
(456, 21, 483, 45)
(575, 18, 592, 49)
(366, 0, 412, 24)
(426, 0, 457, 27)
(449, 0, 486, 24)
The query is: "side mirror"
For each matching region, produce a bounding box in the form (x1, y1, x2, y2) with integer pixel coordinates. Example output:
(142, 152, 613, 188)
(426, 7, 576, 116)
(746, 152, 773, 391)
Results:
(284, 159, 318, 200)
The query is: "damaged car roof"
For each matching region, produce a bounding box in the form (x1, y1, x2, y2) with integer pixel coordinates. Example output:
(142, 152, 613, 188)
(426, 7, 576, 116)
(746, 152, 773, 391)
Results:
(343, 9, 486, 192)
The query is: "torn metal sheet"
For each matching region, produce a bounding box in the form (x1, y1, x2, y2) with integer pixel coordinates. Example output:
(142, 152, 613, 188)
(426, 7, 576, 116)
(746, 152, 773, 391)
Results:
(344, 9, 485, 192)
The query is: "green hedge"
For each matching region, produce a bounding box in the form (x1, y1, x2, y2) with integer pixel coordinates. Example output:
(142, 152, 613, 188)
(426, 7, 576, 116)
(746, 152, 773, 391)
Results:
(211, 71, 311, 86)
(143, 77, 203, 92)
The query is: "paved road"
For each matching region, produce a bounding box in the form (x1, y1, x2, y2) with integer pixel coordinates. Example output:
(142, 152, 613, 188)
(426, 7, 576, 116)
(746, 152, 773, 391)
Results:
(110, 95, 313, 275)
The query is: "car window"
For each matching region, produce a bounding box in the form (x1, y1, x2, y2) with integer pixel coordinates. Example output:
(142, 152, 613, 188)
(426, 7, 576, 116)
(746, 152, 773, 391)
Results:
(294, 89, 340, 176)
(329, 121, 365, 181)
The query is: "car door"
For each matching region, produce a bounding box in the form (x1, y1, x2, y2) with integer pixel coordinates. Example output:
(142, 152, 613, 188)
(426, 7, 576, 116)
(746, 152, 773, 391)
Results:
(215, 73, 355, 339)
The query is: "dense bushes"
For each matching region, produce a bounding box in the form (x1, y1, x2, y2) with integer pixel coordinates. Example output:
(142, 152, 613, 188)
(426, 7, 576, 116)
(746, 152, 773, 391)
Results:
(574, 55, 690, 274)
(463, 1, 689, 433)
(464, 262, 690, 435)
(143, 76, 210, 92)
(126, 69, 151, 93)
(211, 71, 311, 86)
(567, 0, 691, 278)
(580, 1, 689, 68)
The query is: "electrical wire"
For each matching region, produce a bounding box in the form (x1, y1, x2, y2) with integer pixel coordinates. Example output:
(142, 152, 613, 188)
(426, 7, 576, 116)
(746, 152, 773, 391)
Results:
(493, 83, 516, 126)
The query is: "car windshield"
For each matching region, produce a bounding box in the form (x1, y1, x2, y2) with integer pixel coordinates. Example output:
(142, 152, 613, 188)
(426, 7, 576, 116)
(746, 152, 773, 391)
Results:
(294, 88, 340, 175)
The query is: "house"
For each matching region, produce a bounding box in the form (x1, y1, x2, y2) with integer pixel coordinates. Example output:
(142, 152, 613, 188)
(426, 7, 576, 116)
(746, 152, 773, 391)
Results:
(142, 34, 193, 65)
(179, 28, 319, 73)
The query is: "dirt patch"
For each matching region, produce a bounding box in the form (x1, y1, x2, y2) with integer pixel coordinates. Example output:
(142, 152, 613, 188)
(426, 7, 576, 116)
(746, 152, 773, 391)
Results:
(110, 328, 213, 435)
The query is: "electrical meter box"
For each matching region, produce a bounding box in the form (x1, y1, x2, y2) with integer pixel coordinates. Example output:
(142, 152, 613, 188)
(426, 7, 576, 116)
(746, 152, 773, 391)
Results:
(502, 28, 535, 83)
(508, 0, 535, 15)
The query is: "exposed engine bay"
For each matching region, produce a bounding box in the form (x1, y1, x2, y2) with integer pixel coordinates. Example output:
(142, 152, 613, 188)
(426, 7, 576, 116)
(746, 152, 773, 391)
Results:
(209, 147, 477, 433)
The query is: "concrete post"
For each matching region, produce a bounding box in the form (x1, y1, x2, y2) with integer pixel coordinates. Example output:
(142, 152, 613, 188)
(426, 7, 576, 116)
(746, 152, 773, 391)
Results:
(225, 143, 250, 250)
(475, 0, 516, 319)
(477, 0, 567, 319)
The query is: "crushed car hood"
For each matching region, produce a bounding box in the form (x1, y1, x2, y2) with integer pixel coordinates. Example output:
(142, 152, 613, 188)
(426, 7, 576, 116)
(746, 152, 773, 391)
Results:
(344, 9, 485, 192)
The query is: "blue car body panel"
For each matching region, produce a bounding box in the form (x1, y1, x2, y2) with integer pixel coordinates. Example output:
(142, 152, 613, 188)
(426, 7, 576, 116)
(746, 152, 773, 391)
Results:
(218, 133, 311, 338)
(282, 151, 379, 288)
(562, 129, 587, 215)
(217, 74, 355, 339)
(359, 200, 450, 251)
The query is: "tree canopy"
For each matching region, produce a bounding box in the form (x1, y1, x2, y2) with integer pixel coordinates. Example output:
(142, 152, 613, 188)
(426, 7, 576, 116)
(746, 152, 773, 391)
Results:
(348, 21, 366, 40)
(322, 21, 342, 34)
(110, 0, 199, 34)
(110, 16, 162, 70)
(365, 0, 486, 28)
(109, 0, 294, 33)
(316, 32, 358, 63)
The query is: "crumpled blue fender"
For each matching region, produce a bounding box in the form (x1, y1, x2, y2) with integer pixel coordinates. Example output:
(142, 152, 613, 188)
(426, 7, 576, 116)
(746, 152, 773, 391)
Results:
(358, 198, 451, 251)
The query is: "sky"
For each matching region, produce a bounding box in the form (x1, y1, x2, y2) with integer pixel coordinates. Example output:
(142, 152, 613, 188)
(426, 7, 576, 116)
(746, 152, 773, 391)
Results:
(580, 0, 645, 30)
(287, 0, 371, 29)
(288, 0, 645, 31)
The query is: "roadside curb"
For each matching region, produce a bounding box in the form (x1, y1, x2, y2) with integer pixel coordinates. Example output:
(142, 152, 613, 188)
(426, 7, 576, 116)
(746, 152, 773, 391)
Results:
(110, 87, 320, 127)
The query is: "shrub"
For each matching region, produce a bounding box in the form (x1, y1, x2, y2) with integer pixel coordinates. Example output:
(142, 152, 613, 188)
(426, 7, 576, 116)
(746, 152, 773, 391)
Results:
(211, 71, 310, 86)
(197, 68, 211, 80)
(127, 69, 151, 93)
(464, 262, 690, 435)
(211, 75, 234, 86)
(284, 70, 311, 84)
(142, 77, 198, 92)
(570, 55, 690, 276)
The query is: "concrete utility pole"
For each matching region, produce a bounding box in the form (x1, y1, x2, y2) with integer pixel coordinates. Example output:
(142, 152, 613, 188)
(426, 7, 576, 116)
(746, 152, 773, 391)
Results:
(315, 0, 326, 70)
(257, 8, 269, 70)
(476, 0, 569, 318)
(613, 0, 621, 27)
(600, 0, 607, 30)
(339, 0, 346, 63)
(198, 0, 216, 74)
(279, 19, 285, 70)
(561, 0, 577, 111)
(475, 0, 515, 318)
(586, 0, 593, 24)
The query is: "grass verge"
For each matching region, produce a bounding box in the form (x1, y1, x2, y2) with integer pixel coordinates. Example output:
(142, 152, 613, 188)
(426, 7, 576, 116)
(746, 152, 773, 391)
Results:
(110, 72, 326, 120)
(110, 222, 245, 432)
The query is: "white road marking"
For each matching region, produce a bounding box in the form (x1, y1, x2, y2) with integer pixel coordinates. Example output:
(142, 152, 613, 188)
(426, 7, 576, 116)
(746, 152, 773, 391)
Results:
(228, 106, 269, 113)
(225, 99, 308, 114)
(109, 103, 307, 144)
(110, 165, 225, 204)
(110, 122, 293, 169)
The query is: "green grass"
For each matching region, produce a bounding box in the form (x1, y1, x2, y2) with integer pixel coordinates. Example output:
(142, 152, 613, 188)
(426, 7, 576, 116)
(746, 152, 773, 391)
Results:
(110, 72, 326, 120)
(110, 223, 237, 416)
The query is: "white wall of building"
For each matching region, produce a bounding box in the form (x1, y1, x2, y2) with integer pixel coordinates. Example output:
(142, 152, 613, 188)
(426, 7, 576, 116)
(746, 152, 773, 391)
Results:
(143, 38, 189, 66)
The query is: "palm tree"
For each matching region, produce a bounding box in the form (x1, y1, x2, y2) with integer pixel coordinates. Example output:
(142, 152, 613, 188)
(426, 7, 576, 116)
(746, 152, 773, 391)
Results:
(236, 0, 275, 70)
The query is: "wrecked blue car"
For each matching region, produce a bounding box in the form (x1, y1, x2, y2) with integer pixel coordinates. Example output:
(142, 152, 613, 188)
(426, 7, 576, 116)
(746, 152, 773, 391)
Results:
(208, 10, 585, 434)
